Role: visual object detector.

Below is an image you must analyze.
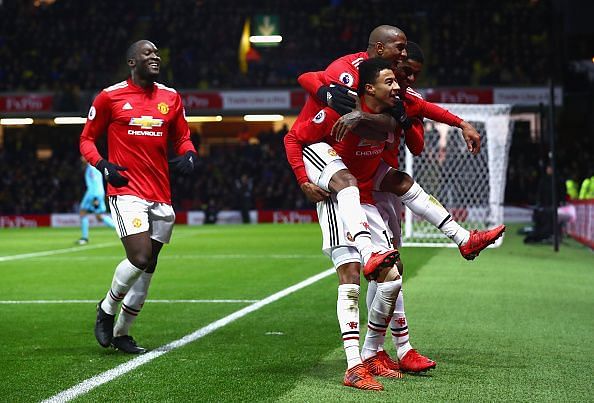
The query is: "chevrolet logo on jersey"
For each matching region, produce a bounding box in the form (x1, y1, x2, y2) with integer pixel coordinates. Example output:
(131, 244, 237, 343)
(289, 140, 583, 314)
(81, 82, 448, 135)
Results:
(129, 116, 164, 129)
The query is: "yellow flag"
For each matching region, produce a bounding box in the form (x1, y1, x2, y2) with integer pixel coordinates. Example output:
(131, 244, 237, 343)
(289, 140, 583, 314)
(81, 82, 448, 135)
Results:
(238, 18, 251, 74)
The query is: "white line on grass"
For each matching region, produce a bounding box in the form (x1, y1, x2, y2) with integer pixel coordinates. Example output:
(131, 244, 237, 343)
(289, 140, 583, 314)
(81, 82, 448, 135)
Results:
(26, 254, 323, 261)
(0, 242, 117, 263)
(42, 267, 335, 403)
(0, 299, 259, 304)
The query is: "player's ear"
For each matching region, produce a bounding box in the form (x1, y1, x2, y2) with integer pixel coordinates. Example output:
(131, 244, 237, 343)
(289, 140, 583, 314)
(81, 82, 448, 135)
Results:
(127, 58, 136, 68)
(365, 83, 375, 96)
(375, 41, 384, 56)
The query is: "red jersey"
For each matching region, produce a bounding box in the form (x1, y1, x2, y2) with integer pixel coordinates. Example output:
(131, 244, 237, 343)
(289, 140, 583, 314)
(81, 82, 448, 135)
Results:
(80, 78, 195, 204)
(403, 87, 462, 126)
(284, 98, 393, 204)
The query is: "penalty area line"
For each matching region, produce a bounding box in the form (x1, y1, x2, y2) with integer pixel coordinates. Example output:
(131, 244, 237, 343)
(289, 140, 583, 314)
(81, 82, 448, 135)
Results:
(0, 242, 117, 263)
(42, 267, 335, 403)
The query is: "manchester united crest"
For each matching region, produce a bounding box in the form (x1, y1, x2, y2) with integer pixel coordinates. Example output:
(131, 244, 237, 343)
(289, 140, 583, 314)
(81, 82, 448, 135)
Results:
(157, 102, 169, 115)
(132, 218, 142, 228)
(328, 148, 338, 156)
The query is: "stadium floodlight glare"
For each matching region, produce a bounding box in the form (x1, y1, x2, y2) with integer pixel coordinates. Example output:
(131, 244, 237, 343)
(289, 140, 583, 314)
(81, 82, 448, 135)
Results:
(54, 117, 87, 124)
(249, 35, 282, 44)
(185, 115, 223, 123)
(243, 114, 284, 122)
(0, 118, 34, 125)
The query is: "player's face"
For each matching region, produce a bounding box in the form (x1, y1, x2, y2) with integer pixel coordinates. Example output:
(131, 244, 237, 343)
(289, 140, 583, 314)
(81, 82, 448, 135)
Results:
(379, 33, 408, 69)
(372, 68, 400, 108)
(395, 59, 423, 91)
(133, 42, 161, 80)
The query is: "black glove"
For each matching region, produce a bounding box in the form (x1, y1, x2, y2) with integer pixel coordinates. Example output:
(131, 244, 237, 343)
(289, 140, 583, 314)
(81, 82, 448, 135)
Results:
(316, 84, 357, 116)
(169, 151, 197, 175)
(96, 160, 128, 187)
(388, 98, 413, 130)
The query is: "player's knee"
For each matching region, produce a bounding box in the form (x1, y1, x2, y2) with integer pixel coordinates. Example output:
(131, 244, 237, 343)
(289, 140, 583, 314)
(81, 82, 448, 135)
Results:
(127, 252, 152, 271)
(329, 169, 357, 192)
(376, 260, 402, 283)
(336, 262, 361, 285)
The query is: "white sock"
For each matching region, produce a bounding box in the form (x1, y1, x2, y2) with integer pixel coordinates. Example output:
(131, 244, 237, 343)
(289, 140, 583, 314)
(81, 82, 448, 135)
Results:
(336, 187, 376, 261)
(337, 284, 362, 369)
(361, 279, 402, 361)
(364, 280, 388, 353)
(114, 271, 153, 337)
(391, 291, 413, 360)
(101, 259, 143, 315)
(400, 182, 470, 245)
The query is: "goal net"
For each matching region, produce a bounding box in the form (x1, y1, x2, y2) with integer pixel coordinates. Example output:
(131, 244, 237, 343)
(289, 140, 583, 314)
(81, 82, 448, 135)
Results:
(400, 104, 513, 247)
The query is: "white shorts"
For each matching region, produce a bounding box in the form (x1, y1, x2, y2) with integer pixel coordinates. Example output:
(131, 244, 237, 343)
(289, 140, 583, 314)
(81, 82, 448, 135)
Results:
(317, 196, 394, 268)
(108, 195, 175, 243)
(373, 192, 403, 247)
(302, 142, 347, 191)
(372, 160, 403, 247)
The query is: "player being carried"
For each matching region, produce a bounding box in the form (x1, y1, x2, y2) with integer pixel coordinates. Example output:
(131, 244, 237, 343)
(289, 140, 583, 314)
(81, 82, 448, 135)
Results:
(286, 57, 415, 390)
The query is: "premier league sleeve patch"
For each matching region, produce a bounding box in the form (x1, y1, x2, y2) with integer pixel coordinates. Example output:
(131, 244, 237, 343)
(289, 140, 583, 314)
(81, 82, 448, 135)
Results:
(313, 110, 326, 124)
(339, 72, 354, 87)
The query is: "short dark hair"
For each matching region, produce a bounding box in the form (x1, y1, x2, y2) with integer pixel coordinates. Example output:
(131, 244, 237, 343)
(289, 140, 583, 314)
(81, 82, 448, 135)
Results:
(406, 41, 424, 63)
(357, 57, 393, 95)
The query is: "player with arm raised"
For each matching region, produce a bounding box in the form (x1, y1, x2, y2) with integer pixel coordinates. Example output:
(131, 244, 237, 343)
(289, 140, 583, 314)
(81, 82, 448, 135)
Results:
(285, 57, 412, 390)
(80, 40, 197, 354)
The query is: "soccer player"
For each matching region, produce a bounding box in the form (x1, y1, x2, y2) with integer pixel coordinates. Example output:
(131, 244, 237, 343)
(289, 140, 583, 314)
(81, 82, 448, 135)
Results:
(77, 159, 116, 245)
(80, 40, 197, 354)
(286, 57, 414, 390)
(296, 34, 504, 372)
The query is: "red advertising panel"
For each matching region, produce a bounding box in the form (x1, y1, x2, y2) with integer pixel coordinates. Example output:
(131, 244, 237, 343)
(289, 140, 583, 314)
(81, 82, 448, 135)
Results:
(258, 210, 318, 223)
(0, 94, 53, 112)
(0, 215, 51, 228)
(180, 92, 223, 110)
(424, 88, 493, 104)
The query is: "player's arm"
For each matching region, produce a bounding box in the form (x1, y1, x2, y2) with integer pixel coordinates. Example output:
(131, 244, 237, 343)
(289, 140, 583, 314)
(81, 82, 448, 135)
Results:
(298, 71, 325, 97)
(168, 94, 198, 175)
(284, 108, 338, 202)
(79, 92, 128, 187)
(331, 109, 397, 142)
(403, 117, 425, 156)
(420, 99, 480, 155)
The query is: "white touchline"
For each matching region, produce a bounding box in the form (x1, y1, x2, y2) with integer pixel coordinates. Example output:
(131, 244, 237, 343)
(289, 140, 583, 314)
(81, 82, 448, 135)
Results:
(42, 267, 335, 403)
(0, 299, 260, 304)
(0, 242, 117, 262)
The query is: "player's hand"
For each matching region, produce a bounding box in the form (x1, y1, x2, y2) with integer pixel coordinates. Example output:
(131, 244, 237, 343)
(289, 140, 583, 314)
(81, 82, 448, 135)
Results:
(317, 85, 357, 116)
(300, 182, 330, 203)
(331, 110, 363, 141)
(96, 160, 128, 187)
(169, 151, 197, 175)
(460, 121, 481, 155)
(388, 98, 412, 130)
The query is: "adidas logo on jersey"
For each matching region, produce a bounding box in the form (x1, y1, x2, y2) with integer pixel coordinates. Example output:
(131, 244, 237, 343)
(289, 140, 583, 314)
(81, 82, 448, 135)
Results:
(122, 102, 133, 110)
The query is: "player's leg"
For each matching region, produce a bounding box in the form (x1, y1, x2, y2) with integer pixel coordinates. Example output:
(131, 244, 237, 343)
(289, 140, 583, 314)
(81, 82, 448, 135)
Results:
(79, 210, 89, 244)
(359, 205, 403, 379)
(379, 168, 505, 260)
(95, 196, 152, 348)
(303, 142, 397, 272)
(111, 201, 175, 354)
(317, 199, 383, 391)
(95, 197, 115, 229)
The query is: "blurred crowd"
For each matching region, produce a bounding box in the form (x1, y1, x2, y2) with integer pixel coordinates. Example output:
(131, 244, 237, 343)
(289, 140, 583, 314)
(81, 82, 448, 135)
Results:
(0, 0, 553, 94)
(0, 126, 309, 215)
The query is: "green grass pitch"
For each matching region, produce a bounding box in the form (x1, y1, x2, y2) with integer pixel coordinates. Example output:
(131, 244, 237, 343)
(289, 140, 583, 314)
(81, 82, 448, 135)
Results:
(0, 224, 592, 401)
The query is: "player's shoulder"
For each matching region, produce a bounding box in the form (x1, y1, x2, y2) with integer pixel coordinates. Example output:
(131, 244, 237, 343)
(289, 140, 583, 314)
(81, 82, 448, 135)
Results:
(103, 80, 129, 93)
(333, 51, 368, 69)
(405, 87, 424, 100)
(155, 82, 178, 94)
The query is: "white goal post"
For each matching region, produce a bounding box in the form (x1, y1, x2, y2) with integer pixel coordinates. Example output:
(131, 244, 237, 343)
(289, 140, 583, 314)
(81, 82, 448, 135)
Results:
(401, 104, 513, 247)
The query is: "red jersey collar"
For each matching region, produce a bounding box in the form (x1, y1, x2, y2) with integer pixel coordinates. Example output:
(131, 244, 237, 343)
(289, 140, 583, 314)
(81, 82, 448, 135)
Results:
(126, 77, 156, 93)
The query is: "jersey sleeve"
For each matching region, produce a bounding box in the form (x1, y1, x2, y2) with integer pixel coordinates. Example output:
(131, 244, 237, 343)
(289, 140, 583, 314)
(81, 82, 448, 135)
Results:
(298, 71, 326, 98)
(323, 57, 358, 89)
(284, 107, 339, 185)
(404, 118, 425, 156)
(80, 91, 112, 166)
(169, 93, 196, 156)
